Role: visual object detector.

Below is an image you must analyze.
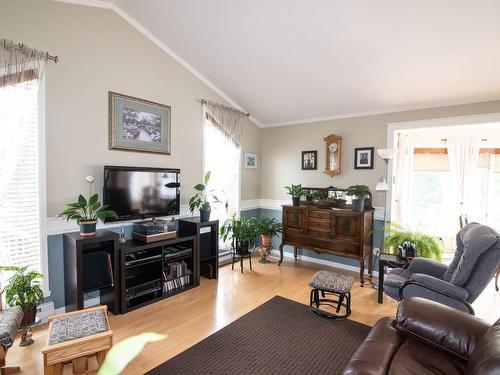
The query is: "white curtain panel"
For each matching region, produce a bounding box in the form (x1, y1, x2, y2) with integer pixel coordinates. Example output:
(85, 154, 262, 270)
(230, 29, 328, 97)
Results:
(392, 132, 414, 226)
(203, 100, 245, 146)
(447, 137, 480, 228)
(0, 43, 46, 207)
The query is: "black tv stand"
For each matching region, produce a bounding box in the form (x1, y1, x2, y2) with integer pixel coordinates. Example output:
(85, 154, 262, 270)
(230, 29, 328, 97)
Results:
(120, 234, 199, 313)
(63, 230, 199, 314)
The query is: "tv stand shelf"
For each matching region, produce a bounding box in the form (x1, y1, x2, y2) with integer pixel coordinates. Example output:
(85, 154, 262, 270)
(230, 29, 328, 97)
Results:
(120, 234, 199, 313)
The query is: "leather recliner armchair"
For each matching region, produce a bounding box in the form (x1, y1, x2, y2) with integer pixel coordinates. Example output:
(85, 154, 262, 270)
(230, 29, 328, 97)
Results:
(343, 298, 500, 375)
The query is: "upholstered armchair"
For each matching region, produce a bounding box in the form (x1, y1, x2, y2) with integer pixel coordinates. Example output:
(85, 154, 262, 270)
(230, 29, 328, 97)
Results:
(0, 305, 23, 374)
(383, 223, 500, 314)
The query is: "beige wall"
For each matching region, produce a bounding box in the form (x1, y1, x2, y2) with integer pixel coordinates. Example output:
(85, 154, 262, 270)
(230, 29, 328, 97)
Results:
(261, 101, 500, 207)
(0, 0, 261, 216)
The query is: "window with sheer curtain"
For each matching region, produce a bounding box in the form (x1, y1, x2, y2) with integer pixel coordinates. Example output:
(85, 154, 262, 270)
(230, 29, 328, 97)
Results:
(0, 80, 42, 278)
(203, 116, 240, 252)
(0, 41, 49, 293)
(406, 147, 500, 261)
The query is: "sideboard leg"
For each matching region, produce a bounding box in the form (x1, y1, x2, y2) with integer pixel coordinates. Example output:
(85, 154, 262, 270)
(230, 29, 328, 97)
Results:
(294, 246, 298, 262)
(359, 258, 365, 287)
(278, 243, 284, 266)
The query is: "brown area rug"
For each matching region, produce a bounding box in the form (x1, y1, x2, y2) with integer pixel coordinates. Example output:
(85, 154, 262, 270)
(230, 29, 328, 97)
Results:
(146, 295, 370, 375)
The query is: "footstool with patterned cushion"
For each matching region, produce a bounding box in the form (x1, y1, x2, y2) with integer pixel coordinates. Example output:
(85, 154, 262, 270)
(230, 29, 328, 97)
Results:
(308, 270, 354, 319)
(42, 306, 113, 375)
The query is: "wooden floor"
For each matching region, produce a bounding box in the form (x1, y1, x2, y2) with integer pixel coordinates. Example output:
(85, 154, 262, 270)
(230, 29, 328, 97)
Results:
(6, 256, 500, 374)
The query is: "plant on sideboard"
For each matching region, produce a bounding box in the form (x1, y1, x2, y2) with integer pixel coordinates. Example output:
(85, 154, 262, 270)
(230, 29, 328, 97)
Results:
(346, 184, 370, 211)
(220, 214, 259, 255)
(0, 266, 43, 326)
(188, 171, 221, 222)
(284, 184, 304, 206)
(382, 222, 443, 261)
(58, 176, 118, 237)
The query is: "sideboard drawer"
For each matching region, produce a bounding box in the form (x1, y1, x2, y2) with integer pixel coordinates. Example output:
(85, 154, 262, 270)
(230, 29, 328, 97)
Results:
(308, 209, 331, 219)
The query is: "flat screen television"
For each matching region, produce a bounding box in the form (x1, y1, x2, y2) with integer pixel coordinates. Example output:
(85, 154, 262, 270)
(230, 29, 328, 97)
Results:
(103, 166, 180, 222)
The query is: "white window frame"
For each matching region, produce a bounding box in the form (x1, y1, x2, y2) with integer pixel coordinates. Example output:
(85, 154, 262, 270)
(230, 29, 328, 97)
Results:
(38, 75, 49, 297)
(385, 112, 500, 223)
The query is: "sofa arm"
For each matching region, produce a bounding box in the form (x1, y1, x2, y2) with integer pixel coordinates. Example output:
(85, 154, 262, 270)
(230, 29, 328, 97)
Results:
(396, 298, 490, 360)
(407, 257, 447, 278)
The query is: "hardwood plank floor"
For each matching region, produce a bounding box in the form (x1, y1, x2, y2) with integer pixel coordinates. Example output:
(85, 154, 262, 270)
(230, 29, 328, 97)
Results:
(6, 256, 499, 374)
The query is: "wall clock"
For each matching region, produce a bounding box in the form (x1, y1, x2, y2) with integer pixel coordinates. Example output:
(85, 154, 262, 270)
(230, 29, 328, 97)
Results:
(324, 133, 342, 177)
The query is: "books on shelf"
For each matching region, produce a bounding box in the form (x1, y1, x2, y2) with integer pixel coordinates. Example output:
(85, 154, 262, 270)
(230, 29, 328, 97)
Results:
(163, 260, 192, 293)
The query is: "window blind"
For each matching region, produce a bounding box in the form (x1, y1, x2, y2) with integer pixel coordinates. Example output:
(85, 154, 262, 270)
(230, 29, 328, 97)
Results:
(0, 80, 41, 277)
(203, 118, 240, 251)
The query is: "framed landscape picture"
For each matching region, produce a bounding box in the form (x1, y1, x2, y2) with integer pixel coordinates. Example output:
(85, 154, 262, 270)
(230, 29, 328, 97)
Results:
(354, 147, 374, 169)
(109, 92, 171, 154)
(301, 150, 317, 170)
(244, 152, 257, 169)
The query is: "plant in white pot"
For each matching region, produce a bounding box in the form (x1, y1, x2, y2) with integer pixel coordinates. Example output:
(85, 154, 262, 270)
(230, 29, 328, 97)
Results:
(346, 184, 370, 212)
(58, 176, 118, 236)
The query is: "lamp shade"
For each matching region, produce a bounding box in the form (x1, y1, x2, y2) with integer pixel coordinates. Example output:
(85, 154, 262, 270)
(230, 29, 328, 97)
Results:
(377, 148, 398, 160)
(375, 176, 389, 191)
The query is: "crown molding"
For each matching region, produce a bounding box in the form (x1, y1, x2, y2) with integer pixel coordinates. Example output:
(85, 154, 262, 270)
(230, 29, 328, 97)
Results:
(260, 95, 500, 128)
(52, 0, 262, 127)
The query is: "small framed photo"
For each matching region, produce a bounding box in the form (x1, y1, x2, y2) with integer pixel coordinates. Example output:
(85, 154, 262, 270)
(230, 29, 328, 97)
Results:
(354, 147, 374, 169)
(244, 152, 258, 169)
(109, 91, 171, 154)
(301, 150, 317, 170)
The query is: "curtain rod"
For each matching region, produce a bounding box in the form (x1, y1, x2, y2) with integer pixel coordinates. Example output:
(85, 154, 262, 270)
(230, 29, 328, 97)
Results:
(441, 138, 488, 142)
(2, 39, 59, 63)
(200, 98, 250, 117)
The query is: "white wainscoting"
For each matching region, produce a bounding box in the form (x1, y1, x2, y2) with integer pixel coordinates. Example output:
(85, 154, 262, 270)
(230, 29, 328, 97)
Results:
(47, 200, 384, 236)
(270, 249, 379, 277)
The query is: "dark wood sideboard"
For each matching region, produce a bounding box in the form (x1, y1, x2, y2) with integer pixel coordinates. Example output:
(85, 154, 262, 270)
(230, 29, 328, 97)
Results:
(279, 205, 374, 286)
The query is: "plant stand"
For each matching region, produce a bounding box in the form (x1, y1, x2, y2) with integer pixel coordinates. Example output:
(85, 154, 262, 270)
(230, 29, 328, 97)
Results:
(19, 326, 34, 347)
(258, 245, 272, 263)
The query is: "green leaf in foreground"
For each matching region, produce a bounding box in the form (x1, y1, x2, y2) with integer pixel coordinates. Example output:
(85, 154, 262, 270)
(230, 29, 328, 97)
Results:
(97, 333, 167, 375)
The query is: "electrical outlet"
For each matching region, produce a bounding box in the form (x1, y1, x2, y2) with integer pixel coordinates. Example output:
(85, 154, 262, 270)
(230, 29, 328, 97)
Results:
(373, 247, 380, 256)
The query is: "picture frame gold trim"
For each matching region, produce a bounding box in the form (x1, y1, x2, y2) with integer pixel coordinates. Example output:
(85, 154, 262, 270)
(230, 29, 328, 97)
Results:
(108, 91, 172, 155)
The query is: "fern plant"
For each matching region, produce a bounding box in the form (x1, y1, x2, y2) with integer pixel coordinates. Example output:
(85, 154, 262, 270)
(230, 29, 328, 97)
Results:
(0, 266, 44, 310)
(382, 222, 443, 261)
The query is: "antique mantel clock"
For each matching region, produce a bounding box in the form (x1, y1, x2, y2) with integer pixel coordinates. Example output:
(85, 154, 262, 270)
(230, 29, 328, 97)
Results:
(324, 133, 342, 177)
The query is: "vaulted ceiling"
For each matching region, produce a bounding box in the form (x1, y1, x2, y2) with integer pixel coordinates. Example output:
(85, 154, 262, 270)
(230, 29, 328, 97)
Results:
(71, 0, 500, 126)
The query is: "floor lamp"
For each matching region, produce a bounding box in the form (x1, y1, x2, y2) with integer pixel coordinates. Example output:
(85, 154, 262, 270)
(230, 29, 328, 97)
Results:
(373, 148, 397, 289)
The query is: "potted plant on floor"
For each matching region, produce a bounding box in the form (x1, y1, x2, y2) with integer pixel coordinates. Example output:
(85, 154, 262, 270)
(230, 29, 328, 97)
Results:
(346, 184, 370, 211)
(256, 216, 282, 263)
(58, 176, 118, 236)
(284, 184, 304, 206)
(383, 222, 443, 261)
(188, 171, 221, 222)
(0, 265, 43, 345)
(220, 214, 259, 256)
(257, 216, 282, 247)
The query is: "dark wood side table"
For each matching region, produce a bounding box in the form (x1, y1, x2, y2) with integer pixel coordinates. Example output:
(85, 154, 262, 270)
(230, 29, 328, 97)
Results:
(377, 253, 410, 304)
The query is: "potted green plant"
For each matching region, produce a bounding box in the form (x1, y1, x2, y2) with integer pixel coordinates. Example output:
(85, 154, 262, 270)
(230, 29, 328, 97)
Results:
(346, 184, 370, 211)
(383, 222, 443, 261)
(220, 214, 259, 255)
(284, 184, 304, 206)
(257, 216, 282, 247)
(58, 176, 118, 236)
(304, 189, 314, 202)
(0, 266, 43, 327)
(188, 171, 221, 222)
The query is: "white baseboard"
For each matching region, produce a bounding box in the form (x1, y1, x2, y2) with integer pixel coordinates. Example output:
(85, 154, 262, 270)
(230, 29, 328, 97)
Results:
(270, 249, 379, 277)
